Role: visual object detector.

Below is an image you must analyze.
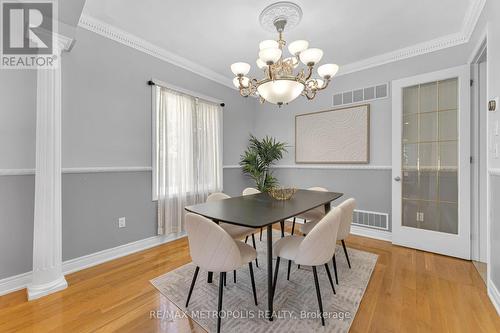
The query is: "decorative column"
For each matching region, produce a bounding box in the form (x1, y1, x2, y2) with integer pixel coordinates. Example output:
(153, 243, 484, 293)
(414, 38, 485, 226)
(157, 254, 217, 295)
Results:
(28, 36, 72, 300)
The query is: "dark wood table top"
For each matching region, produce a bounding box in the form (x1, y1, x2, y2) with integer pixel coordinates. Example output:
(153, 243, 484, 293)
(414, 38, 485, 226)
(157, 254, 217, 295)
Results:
(185, 189, 343, 228)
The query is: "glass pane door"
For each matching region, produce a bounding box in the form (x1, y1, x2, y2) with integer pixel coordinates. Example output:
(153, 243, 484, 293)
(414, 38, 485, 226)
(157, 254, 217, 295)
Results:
(401, 78, 458, 234)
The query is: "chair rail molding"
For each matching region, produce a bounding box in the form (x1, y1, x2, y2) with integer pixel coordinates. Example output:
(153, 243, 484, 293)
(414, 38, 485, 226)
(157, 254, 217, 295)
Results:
(27, 35, 73, 301)
(223, 164, 392, 170)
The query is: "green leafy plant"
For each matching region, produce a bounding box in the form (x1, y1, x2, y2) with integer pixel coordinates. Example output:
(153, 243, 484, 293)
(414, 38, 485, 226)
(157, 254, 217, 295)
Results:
(239, 135, 287, 192)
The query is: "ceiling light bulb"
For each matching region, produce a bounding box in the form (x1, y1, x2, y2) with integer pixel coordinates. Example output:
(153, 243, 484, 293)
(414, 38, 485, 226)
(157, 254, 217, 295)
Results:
(299, 48, 323, 66)
(259, 40, 279, 50)
(288, 40, 309, 56)
(230, 62, 251, 76)
(233, 76, 250, 88)
(258, 48, 282, 65)
(317, 64, 339, 79)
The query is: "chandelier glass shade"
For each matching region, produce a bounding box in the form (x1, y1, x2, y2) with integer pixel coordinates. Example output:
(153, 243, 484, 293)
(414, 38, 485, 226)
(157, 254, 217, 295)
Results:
(231, 17, 339, 106)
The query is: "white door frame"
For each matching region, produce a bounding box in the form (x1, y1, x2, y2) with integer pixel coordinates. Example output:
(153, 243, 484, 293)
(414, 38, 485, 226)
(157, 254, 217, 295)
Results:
(391, 65, 471, 259)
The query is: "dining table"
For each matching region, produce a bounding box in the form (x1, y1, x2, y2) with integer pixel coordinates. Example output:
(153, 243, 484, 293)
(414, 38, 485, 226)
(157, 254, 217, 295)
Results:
(184, 189, 343, 321)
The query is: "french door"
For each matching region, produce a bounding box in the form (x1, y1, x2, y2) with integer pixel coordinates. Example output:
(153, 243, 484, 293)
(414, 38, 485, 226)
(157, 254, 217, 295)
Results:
(392, 66, 470, 259)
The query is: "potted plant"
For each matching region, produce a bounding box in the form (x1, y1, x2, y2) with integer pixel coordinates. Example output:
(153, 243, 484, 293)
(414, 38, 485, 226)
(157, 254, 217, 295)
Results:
(239, 135, 287, 192)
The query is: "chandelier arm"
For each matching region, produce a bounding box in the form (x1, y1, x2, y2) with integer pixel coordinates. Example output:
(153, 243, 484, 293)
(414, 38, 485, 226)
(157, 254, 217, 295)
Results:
(305, 65, 314, 80)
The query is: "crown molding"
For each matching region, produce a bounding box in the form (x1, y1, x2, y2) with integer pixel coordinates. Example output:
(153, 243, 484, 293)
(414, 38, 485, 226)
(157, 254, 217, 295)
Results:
(337, 0, 485, 76)
(78, 15, 234, 89)
(78, 0, 485, 82)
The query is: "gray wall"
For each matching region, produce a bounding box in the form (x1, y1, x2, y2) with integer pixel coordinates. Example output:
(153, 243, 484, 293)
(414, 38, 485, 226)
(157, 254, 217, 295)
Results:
(252, 40, 477, 227)
(0, 26, 256, 278)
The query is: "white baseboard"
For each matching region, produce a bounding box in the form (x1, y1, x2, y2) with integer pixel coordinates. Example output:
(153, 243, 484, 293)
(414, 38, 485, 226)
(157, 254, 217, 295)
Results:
(0, 232, 186, 297)
(488, 279, 500, 316)
(350, 225, 392, 242)
(0, 272, 32, 296)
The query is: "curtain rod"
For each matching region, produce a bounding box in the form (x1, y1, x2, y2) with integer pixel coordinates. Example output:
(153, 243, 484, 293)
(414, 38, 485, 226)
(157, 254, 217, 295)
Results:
(148, 79, 225, 107)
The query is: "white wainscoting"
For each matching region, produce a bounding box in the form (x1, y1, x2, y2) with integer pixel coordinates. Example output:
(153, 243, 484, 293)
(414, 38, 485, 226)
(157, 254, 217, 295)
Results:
(0, 232, 185, 297)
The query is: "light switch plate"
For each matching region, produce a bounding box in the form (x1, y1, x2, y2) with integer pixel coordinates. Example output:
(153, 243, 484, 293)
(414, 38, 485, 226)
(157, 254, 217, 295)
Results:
(118, 217, 126, 228)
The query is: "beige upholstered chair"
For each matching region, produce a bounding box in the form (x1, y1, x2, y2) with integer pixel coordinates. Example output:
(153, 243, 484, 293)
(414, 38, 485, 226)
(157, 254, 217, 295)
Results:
(292, 187, 328, 235)
(185, 213, 257, 333)
(272, 207, 342, 326)
(300, 198, 356, 284)
(206, 192, 259, 267)
(242, 187, 261, 196)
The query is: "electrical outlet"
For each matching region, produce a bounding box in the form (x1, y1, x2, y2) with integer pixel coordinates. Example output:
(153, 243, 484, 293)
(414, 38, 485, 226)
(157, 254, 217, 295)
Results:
(118, 217, 126, 228)
(420, 212, 424, 222)
(416, 212, 420, 222)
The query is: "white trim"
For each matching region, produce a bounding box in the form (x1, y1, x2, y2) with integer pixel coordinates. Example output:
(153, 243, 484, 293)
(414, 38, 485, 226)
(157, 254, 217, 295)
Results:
(77, 0, 485, 83)
(0, 272, 32, 296)
(223, 164, 392, 170)
(63, 166, 152, 174)
(488, 279, 500, 316)
(78, 15, 233, 89)
(468, 25, 488, 64)
(62, 232, 186, 275)
(489, 168, 500, 176)
(350, 225, 392, 242)
(0, 232, 186, 297)
(28, 277, 68, 301)
(0, 167, 152, 176)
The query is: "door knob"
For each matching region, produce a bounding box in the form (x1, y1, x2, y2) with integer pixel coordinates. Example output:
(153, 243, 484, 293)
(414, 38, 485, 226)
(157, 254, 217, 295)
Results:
(394, 176, 401, 181)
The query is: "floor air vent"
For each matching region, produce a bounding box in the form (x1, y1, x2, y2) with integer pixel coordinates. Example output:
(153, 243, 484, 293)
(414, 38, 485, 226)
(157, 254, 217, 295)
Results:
(352, 209, 389, 231)
(333, 83, 389, 107)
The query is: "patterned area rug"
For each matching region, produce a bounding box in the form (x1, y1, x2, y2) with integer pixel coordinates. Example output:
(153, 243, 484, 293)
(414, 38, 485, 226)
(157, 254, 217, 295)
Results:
(151, 231, 377, 332)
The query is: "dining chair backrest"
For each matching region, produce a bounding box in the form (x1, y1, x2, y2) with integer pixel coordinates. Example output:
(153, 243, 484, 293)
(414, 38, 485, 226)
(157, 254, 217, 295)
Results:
(307, 186, 328, 215)
(185, 213, 242, 272)
(206, 192, 231, 202)
(242, 187, 261, 196)
(337, 198, 356, 240)
(295, 207, 342, 266)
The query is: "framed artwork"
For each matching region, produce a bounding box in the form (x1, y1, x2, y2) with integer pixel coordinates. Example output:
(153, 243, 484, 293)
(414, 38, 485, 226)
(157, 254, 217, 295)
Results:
(295, 104, 370, 163)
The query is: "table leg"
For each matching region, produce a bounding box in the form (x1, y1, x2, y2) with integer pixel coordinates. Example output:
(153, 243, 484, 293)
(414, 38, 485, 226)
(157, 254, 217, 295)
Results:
(267, 225, 273, 321)
(324, 202, 331, 214)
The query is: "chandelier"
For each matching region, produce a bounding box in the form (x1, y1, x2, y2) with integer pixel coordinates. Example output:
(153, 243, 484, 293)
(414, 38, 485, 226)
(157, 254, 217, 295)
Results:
(230, 2, 339, 106)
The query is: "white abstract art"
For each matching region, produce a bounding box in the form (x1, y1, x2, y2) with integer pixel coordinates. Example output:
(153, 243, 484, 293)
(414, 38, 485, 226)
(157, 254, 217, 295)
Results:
(295, 104, 370, 163)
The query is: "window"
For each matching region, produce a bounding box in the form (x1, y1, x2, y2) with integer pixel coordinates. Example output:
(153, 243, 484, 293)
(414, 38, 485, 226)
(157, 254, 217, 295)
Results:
(152, 83, 223, 200)
(152, 83, 223, 234)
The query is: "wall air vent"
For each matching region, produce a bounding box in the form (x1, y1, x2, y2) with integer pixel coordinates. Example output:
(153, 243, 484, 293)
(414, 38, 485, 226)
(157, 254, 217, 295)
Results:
(333, 83, 389, 107)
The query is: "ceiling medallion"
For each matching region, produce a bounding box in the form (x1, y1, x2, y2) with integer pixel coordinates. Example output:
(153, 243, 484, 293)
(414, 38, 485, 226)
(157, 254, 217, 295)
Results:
(231, 1, 339, 106)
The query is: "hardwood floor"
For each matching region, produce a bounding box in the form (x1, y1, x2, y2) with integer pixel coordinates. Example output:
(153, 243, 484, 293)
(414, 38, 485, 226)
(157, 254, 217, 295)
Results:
(1, 228, 499, 332)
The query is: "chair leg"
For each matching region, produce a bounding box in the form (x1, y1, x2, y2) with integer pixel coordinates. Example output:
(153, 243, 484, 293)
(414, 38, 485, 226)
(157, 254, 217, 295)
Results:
(332, 255, 338, 285)
(341, 240, 351, 269)
(217, 272, 224, 333)
(185, 266, 199, 307)
(260, 227, 263, 241)
(287, 260, 291, 280)
(207, 271, 213, 283)
(280, 221, 285, 238)
(233, 270, 236, 283)
(291, 217, 296, 235)
(312, 266, 325, 326)
(251, 233, 259, 267)
(249, 262, 258, 306)
(324, 263, 336, 295)
(245, 236, 248, 243)
(272, 256, 281, 300)
(223, 272, 226, 286)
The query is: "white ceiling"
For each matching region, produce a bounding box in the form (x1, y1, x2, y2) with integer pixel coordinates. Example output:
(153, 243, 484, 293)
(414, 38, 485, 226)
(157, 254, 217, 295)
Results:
(82, 0, 474, 80)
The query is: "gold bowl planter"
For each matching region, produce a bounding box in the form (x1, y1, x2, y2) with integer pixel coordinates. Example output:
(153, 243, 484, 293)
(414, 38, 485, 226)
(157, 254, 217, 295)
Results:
(269, 187, 297, 200)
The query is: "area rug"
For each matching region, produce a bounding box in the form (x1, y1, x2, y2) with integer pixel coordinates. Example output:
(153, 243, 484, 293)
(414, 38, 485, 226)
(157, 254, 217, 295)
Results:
(151, 231, 378, 332)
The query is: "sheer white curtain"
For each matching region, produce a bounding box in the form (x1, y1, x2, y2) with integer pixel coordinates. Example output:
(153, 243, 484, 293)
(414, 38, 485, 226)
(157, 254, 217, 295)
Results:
(155, 86, 222, 235)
